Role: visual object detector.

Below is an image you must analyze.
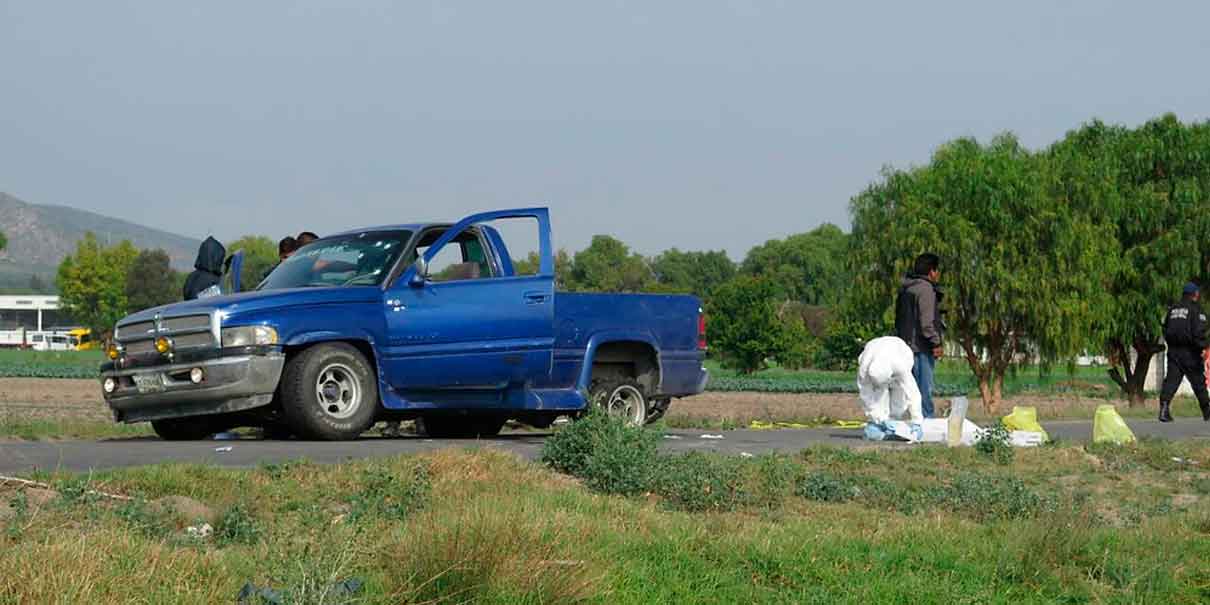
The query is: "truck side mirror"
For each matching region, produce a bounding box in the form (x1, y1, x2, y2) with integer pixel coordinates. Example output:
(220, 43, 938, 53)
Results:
(408, 257, 429, 287)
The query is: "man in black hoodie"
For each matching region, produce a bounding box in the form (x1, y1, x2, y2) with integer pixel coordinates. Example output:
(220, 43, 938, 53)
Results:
(182, 236, 226, 300)
(895, 253, 944, 418)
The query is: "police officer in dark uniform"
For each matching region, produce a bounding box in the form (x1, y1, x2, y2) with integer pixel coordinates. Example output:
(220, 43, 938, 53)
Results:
(1159, 282, 1210, 422)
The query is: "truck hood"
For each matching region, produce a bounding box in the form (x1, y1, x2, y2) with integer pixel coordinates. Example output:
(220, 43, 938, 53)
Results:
(120, 287, 384, 324)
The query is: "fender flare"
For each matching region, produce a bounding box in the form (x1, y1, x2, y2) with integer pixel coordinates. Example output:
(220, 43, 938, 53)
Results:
(575, 330, 662, 393)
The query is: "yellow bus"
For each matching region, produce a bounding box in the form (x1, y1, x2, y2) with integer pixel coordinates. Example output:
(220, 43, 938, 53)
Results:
(69, 328, 97, 351)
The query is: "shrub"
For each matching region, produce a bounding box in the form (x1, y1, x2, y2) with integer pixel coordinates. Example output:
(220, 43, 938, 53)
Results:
(933, 473, 1052, 522)
(540, 410, 659, 496)
(215, 503, 262, 546)
(347, 462, 431, 523)
(796, 472, 860, 503)
(975, 423, 1014, 465)
(652, 452, 744, 512)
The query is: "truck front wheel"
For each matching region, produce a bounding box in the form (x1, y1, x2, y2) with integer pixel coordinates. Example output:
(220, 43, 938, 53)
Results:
(280, 343, 378, 440)
(589, 379, 648, 426)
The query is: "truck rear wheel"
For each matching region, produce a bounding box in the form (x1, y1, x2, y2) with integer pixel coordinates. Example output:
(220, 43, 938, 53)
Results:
(151, 417, 217, 441)
(281, 343, 378, 440)
(589, 379, 648, 426)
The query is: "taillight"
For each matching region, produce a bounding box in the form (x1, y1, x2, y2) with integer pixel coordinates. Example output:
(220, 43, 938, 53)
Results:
(697, 313, 708, 350)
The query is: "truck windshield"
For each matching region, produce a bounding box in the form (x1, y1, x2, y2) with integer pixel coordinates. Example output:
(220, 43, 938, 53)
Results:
(258, 230, 412, 289)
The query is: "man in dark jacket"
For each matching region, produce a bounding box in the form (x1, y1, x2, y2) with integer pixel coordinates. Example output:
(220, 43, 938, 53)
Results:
(895, 253, 944, 418)
(182, 236, 226, 301)
(1159, 282, 1210, 422)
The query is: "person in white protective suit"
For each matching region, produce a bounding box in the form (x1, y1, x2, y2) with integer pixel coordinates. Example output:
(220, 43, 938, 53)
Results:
(857, 336, 924, 441)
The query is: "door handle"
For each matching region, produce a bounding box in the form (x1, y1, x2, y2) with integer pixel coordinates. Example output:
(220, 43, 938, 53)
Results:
(524, 291, 550, 305)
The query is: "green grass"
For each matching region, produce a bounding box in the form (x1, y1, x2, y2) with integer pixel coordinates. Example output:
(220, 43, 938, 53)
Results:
(1, 442, 1206, 604)
(0, 349, 105, 378)
(0, 415, 153, 441)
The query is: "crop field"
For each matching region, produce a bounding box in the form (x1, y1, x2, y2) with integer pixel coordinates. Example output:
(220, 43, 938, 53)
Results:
(0, 349, 103, 379)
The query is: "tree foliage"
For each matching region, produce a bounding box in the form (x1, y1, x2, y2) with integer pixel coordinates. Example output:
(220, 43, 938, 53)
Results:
(1049, 115, 1210, 404)
(567, 235, 655, 293)
(56, 233, 139, 341)
(0, 230, 6, 251)
(125, 249, 179, 313)
(741, 224, 849, 305)
(227, 235, 279, 289)
(650, 249, 736, 299)
(513, 249, 573, 289)
(848, 134, 1116, 411)
(708, 276, 791, 374)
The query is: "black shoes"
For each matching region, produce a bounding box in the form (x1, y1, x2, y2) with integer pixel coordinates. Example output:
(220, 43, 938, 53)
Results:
(1158, 401, 1174, 423)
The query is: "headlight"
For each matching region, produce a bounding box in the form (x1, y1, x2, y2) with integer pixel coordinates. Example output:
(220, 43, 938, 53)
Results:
(221, 325, 278, 348)
(106, 343, 123, 360)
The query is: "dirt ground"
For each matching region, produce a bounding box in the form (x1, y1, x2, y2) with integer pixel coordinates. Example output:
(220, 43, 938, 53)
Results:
(0, 378, 111, 422)
(0, 378, 1140, 428)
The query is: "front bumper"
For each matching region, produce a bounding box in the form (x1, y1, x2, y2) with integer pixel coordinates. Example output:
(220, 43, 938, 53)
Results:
(101, 354, 285, 423)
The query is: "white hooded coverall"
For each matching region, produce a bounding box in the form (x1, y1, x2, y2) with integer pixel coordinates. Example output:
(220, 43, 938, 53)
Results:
(857, 336, 923, 425)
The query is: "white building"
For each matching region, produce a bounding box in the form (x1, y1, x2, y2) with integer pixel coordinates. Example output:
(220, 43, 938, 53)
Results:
(0, 295, 80, 348)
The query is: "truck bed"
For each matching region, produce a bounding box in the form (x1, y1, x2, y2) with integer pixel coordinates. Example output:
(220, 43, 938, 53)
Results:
(550, 292, 705, 397)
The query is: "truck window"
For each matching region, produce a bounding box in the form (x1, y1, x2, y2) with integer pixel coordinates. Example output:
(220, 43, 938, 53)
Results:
(418, 230, 496, 282)
(258, 230, 412, 290)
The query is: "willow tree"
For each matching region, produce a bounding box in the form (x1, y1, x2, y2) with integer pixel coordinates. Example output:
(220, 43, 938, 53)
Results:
(849, 134, 1115, 412)
(1050, 115, 1210, 405)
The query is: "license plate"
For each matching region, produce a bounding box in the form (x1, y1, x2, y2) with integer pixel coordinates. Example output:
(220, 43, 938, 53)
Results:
(132, 373, 165, 394)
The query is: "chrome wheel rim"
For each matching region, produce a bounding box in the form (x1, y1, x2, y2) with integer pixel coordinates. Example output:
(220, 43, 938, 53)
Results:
(315, 363, 361, 419)
(605, 385, 645, 426)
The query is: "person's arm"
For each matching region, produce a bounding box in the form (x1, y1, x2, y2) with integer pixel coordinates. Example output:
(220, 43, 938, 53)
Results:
(917, 285, 942, 355)
(1193, 305, 1209, 350)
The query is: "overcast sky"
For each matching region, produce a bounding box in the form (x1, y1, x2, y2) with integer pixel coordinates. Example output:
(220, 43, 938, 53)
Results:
(3, 1, 1209, 259)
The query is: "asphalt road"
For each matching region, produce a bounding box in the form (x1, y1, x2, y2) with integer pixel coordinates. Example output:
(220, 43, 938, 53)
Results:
(1, 419, 1207, 475)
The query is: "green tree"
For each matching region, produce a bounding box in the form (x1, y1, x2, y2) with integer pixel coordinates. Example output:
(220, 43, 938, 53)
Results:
(1050, 115, 1210, 405)
(125, 249, 179, 312)
(567, 235, 654, 292)
(650, 249, 736, 299)
(227, 235, 278, 289)
(56, 233, 139, 342)
(708, 276, 790, 374)
(513, 249, 573, 289)
(740, 224, 850, 305)
(0, 230, 6, 251)
(848, 134, 1116, 412)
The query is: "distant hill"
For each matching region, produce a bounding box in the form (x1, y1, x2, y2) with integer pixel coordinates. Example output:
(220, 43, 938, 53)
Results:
(0, 191, 201, 292)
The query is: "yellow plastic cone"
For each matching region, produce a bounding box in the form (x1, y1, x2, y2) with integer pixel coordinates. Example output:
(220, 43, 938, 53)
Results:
(1092, 404, 1136, 444)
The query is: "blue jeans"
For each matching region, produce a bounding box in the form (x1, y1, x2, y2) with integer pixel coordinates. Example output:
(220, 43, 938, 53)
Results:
(913, 351, 936, 419)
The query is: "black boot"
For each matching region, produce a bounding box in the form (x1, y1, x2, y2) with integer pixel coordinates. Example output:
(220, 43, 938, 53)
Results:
(1158, 401, 1174, 423)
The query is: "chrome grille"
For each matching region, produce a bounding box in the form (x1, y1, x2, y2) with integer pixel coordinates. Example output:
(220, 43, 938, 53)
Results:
(115, 321, 155, 340)
(115, 312, 216, 352)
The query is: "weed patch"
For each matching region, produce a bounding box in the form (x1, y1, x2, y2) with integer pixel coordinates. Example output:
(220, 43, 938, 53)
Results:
(214, 503, 261, 547)
(346, 461, 431, 523)
(975, 423, 1014, 465)
(541, 410, 659, 496)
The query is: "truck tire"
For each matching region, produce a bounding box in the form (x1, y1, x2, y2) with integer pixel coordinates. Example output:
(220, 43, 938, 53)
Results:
(589, 378, 648, 426)
(417, 414, 506, 438)
(280, 343, 378, 440)
(646, 398, 671, 424)
(151, 417, 217, 441)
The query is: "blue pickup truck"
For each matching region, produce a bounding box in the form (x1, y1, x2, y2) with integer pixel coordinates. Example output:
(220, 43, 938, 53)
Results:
(100, 208, 708, 440)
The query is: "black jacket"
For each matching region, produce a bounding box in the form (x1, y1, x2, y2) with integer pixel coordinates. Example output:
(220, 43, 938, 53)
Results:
(895, 274, 944, 354)
(1163, 298, 1209, 350)
(182, 237, 226, 301)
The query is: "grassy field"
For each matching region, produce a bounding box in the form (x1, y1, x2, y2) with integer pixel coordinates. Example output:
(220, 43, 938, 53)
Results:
(2, 437, 1208, 604)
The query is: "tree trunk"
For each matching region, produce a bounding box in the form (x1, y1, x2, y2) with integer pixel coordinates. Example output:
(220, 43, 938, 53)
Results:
(1107, 338, 1162, 407)
(978, 370, 1005, 414)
